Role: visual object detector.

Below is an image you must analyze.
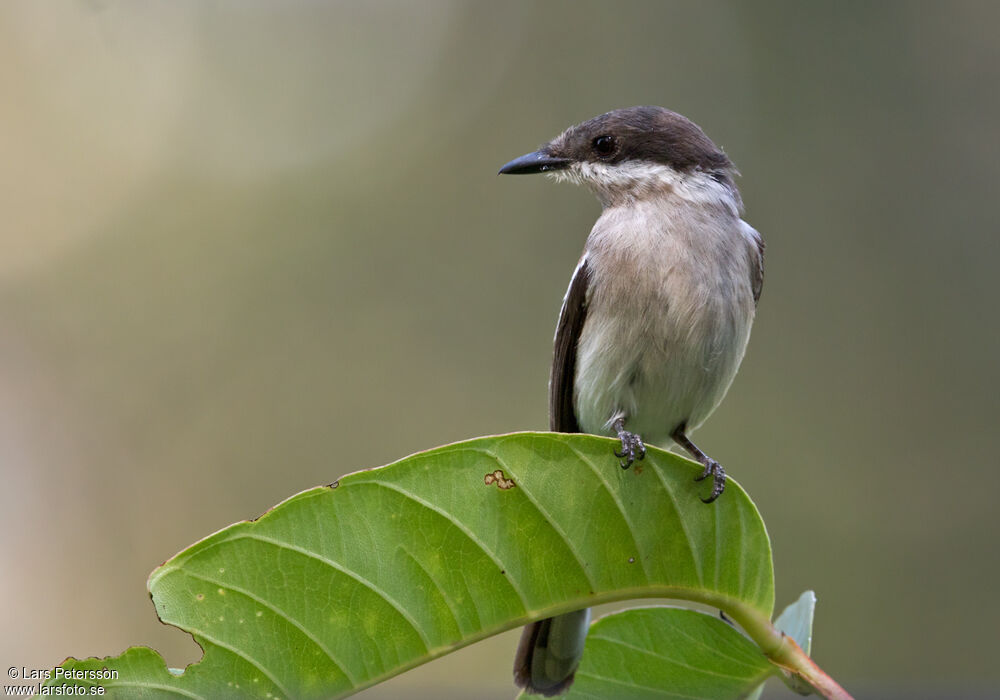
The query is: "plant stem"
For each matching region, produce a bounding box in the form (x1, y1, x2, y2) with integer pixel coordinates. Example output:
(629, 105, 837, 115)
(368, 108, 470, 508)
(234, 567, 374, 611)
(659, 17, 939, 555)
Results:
(726, 603, 852, 700)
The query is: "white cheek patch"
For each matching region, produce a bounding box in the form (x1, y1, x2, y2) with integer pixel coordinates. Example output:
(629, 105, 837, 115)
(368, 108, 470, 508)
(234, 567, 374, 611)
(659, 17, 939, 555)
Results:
(579, 161, 677, 188)
(548, 161, 739, 213)
(545, 168, 587, 186)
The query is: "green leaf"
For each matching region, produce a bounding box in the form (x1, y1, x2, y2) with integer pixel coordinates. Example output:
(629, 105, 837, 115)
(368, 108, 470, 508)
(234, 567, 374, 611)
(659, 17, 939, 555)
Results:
(564, 607, 776, 700)
(774, 591, 816, 656)
(44, 432, 774, 699)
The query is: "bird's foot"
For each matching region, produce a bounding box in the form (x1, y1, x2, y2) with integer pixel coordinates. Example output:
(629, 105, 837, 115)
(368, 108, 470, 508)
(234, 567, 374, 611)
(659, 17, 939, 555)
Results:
(613, 428, 646, 470)
(694, 459, 726, 503)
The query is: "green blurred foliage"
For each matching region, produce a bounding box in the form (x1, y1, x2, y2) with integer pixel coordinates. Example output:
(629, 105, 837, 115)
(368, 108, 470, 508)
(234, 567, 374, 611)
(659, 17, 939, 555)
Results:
(1, 2, 997, 698)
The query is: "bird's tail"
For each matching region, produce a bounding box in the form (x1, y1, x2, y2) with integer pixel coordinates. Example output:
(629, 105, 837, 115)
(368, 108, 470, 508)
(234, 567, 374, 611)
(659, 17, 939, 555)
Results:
(513, 609, 591, 696)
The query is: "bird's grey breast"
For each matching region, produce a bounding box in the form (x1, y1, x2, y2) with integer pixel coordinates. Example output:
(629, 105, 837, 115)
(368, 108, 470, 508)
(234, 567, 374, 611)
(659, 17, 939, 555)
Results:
(573, 197, 758, 445)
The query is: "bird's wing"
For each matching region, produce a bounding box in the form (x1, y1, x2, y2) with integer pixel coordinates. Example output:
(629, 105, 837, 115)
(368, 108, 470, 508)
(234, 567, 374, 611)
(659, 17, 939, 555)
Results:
(549, 254, 590, 432)
(741, 220, 765, 305)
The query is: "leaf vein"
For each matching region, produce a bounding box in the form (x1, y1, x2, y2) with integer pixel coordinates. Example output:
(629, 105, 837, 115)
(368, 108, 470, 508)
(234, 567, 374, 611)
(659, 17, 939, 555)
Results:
(354, 480, 532, 611)
(181, 569, 357, 685)
(398, 545, 465, 635)
(187, 634, 290, 699)
(588, 634, 761, 680)
(659, 619, 764, 670)
(482, 450, 598, 590)
(647, 456, 704, 585)
(564, 440, 652, 584)
(575, 670, 707, 698)
(232, 533, 433, 651)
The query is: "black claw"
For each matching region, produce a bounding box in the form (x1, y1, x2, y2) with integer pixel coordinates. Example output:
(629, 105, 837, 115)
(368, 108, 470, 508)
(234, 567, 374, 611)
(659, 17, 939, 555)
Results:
(614, 429, 646, 470)
(693, 459, 714, 482)
(695, 459, 726, 503)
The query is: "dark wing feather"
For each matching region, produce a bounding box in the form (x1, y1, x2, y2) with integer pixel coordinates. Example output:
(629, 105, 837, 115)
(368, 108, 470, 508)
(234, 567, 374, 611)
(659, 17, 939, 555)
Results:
(514, 256, 591, 696)
(742, 221, 765, 306)
(549, 255, 590, 432)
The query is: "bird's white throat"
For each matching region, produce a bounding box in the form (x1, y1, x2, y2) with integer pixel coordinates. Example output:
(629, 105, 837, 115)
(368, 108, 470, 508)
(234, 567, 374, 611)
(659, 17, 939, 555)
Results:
(548, 160, 741, 212)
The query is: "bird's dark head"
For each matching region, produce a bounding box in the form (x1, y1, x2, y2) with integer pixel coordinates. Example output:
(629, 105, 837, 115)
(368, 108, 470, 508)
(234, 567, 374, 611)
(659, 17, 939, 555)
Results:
(500, 106, 738, 207)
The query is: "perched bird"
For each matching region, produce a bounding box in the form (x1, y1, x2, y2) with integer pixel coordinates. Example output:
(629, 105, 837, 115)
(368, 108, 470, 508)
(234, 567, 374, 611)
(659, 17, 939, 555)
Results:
(499, 106, 764, 696)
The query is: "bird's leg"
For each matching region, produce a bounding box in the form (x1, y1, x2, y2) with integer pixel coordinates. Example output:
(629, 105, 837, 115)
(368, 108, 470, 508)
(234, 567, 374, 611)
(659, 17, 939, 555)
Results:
(671, 425, 726, 503)
(611, 416, 646, 469)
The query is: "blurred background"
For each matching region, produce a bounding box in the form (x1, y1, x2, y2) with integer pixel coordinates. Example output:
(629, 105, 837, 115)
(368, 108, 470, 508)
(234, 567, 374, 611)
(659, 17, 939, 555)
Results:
(2, 1, 998, 698)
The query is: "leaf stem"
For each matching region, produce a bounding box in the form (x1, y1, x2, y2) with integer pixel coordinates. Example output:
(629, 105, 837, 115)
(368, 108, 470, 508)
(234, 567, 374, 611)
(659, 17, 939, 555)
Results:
(725, 604, 852, 700)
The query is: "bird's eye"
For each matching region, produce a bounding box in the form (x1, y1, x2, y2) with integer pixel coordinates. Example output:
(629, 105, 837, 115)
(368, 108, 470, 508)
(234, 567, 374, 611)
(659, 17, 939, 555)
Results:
(592, 135, 616, 157)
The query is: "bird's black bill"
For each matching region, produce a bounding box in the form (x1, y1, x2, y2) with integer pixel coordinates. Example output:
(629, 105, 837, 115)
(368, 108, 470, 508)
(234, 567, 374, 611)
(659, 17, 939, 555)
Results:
(498, 150, 571, 175)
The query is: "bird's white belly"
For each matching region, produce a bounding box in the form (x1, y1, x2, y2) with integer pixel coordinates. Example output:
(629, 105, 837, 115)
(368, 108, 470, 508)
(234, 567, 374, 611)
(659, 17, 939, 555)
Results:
(574, 298, 750, 447)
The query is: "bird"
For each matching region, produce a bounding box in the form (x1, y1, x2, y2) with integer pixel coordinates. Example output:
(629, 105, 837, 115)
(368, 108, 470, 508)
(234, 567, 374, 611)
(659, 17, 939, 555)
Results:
(498, 106, 764, 696)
